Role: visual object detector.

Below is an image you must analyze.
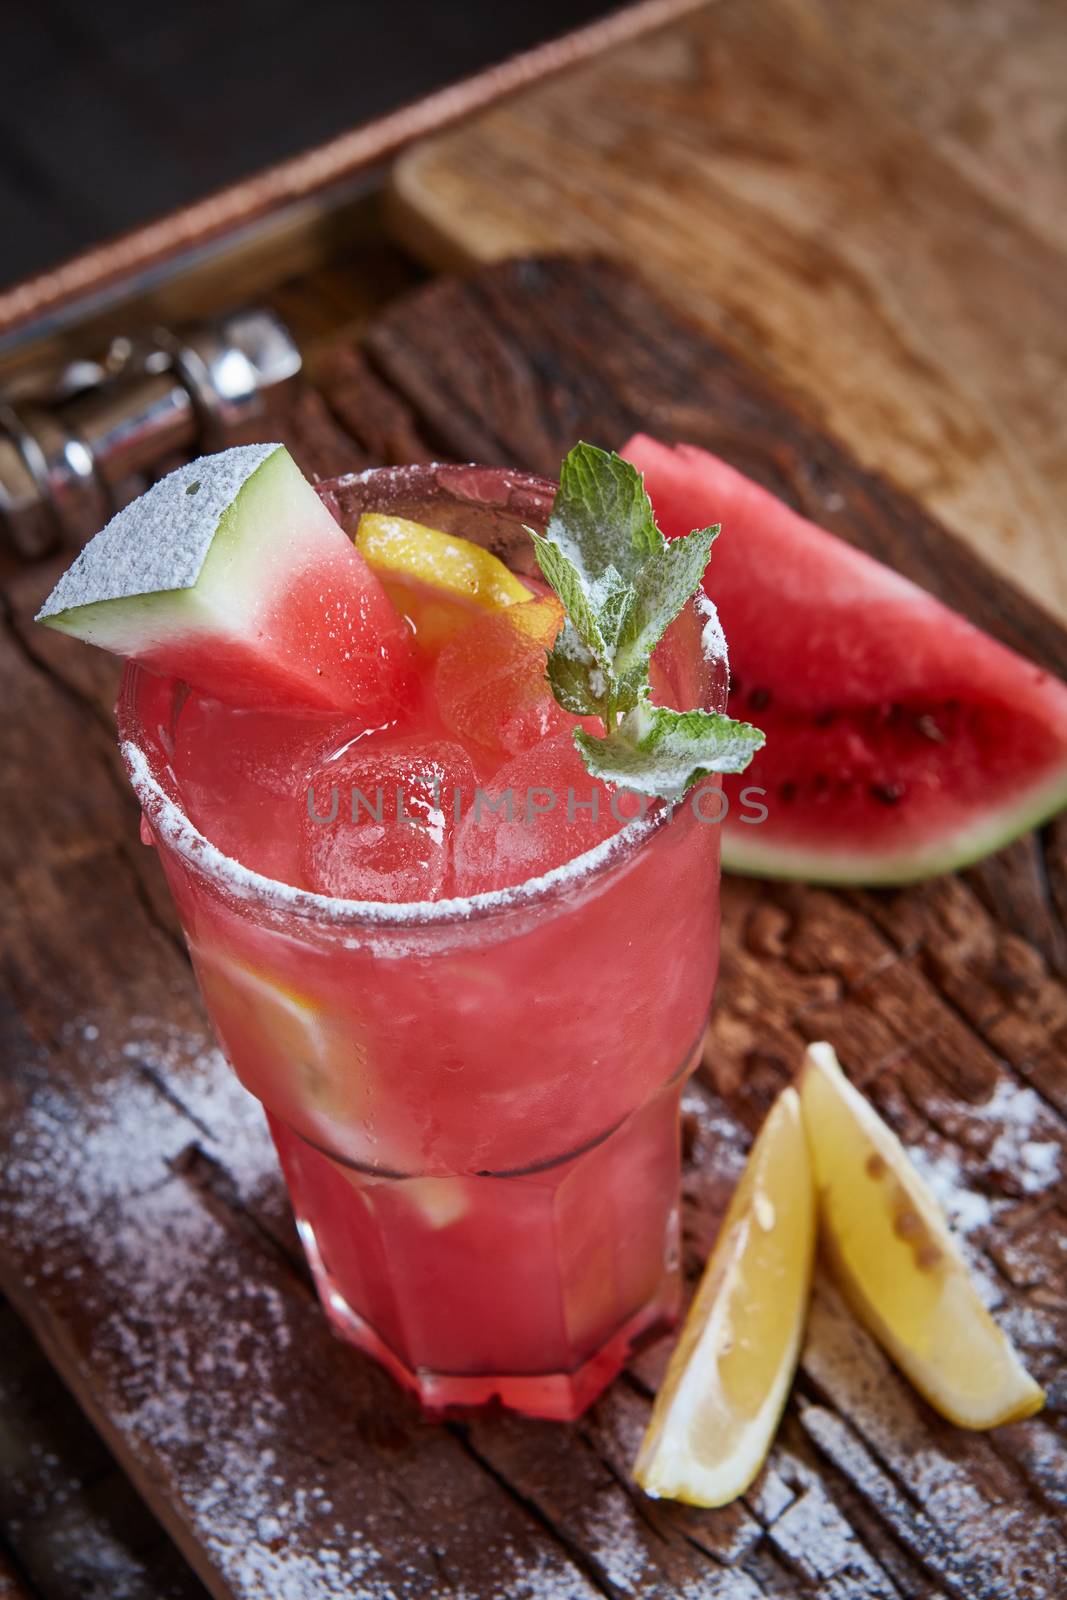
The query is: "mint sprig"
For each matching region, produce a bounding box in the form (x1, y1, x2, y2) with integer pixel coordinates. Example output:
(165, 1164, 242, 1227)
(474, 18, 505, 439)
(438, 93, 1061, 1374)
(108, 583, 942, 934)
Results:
(576, 705, 764, 802)
(533, 443, 765, 801)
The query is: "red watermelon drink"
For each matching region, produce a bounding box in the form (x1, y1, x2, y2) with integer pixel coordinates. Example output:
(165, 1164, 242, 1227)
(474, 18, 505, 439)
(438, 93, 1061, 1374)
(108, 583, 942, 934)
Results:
(39, 445, 762, 1419)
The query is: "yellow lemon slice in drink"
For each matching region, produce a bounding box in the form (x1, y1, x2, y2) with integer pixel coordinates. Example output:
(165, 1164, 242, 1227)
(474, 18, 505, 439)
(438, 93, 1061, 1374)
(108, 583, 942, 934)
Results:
(192, 946, 350, 1108)
(800, 1041, 1044, 1429)
(634, 1088, 815, 1506)
(191, 947, 425, 1176)
(350, 1173, 471, 1230)
(191, 946, 381, 1142)
(356, 513, 531, 649)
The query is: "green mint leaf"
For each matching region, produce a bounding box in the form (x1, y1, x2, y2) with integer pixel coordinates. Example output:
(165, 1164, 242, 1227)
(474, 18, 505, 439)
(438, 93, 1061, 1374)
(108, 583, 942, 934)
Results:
(594, 566, 637, 654)
(536, 441, 766, 801)
(614, 524, 720, 703)
(545, 622, 605, 716)
(547, 442, 661, 586)
(574, 703, 765, 802)
(530, 532, 612, 674)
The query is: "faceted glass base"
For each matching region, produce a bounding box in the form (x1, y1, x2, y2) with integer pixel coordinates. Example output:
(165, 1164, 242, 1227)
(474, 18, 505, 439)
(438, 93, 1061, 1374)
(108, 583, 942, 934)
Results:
(270, 1077, 689, 1421)
(306, 1232, 680, 1420)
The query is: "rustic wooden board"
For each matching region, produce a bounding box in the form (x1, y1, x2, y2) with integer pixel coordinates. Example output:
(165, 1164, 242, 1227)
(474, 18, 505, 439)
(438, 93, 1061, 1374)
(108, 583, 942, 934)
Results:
(0, 1546, 32, 1600)
(0, 0, 703, 371)
(0, 1290, 208, 1600)
(388, 0, 1067, 625)
(0, 1563, 31, 1600)
(2, 255, 1066, 1600)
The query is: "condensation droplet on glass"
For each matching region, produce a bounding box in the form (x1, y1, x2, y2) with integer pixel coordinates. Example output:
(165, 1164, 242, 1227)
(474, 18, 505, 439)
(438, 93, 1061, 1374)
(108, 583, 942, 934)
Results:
(664, 1205, 680, 1271)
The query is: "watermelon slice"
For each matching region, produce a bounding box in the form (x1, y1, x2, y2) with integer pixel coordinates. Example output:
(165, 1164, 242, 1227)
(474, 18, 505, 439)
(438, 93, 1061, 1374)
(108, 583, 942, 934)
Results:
(623, 435, 1067, 883)
(36, 444, 414, 718)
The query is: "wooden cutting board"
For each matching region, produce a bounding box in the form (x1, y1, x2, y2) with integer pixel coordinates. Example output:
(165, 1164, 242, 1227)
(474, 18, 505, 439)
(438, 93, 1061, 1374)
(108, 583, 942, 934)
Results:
(2, 256, 1065, 1600)
(388, 0, 1067, 627)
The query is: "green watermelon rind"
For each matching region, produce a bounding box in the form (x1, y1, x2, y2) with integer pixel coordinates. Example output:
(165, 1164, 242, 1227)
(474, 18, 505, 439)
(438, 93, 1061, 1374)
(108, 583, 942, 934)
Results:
(723, 765, 1067, 884)
(38, 445, 333, 652)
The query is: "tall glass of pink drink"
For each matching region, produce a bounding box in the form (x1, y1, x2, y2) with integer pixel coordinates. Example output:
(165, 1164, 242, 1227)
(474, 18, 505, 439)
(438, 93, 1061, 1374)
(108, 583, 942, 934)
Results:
(118, 464, 725, 1421)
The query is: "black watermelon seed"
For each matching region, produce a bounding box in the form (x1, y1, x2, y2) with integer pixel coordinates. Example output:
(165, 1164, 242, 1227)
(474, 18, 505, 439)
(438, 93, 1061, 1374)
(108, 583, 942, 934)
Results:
(749, 687, 772, 710)
(915, 714, 946, 743)
(780, 780, 798, 802)
(813, 708, 837, 727)
(870, 781, 906, 806)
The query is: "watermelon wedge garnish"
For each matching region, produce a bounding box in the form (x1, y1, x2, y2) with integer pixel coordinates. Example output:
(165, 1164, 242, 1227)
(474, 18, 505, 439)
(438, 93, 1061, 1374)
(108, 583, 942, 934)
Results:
(624, 435, 1067, 883)
(36, 444, 414, 718)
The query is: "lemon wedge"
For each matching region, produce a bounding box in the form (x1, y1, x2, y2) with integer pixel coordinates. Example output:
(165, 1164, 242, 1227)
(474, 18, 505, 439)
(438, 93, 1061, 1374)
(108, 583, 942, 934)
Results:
(356, 513, 531, 613)
(191, 945, 379, 1127)
(351, 1173, 471, 1230)
(634, 1088, 815, 1506)
(192, 946, 342, 1104)
(800, 1041, 1044, 1429)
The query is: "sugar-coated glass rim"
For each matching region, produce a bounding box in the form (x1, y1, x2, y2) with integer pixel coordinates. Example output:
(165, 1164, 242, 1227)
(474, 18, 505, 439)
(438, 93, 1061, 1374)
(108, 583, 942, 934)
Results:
(116, 461, 712, 932)
(120, 723, 671, 929)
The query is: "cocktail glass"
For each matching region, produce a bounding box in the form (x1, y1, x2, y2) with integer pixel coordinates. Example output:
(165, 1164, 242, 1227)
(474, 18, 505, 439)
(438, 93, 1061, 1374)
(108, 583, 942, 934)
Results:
(118, 463, 725, 1421)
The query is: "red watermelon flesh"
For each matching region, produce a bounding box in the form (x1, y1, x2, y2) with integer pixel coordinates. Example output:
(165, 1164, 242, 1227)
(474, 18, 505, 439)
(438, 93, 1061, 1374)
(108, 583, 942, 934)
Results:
(37, 444, 416, 721)
(623, 434, 1067, 882)
(130, 556, 416, 719)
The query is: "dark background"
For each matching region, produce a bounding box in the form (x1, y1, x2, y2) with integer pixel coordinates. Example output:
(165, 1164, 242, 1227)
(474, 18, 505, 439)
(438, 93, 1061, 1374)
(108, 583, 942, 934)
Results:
(1, 0, 617, 290)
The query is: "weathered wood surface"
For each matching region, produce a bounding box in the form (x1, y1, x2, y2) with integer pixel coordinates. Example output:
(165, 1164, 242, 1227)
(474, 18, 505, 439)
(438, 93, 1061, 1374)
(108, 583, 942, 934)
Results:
(2, 256, 1065, 1600)
(0, 0, 639, 293)
(0, 1561, 31, 1600)
(0, 1544, 33, 1600)
(0, 0, 702, 370)
(0, 1291, 207, 1600)
(388, 0, 1067, 625)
